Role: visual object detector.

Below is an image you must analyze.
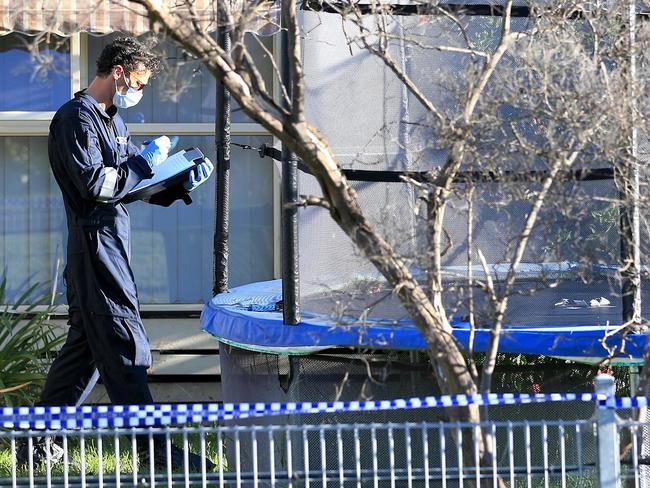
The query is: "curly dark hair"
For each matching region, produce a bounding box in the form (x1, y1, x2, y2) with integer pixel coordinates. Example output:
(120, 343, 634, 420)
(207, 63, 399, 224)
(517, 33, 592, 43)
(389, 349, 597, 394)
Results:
(96, 36, 161, 77)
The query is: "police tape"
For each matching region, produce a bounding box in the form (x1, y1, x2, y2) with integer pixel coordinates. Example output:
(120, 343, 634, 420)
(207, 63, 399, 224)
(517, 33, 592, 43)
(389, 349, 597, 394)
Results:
(0, 392, 627, 429)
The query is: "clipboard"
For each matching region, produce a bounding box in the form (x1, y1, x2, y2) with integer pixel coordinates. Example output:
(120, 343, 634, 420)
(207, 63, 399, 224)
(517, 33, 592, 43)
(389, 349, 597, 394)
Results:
(123, 147, 205, 203)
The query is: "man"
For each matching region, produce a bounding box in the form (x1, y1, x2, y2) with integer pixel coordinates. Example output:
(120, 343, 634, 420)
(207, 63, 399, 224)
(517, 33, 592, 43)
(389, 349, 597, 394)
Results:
(20, 36, 214, 471)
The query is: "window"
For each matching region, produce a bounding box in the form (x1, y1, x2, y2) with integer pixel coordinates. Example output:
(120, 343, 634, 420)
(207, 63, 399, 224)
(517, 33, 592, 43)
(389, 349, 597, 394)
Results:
(0, 136, 64, 302)
(0, 32, 276, 305)
(87, 34, 274, 124)
(0, 34, 70, 112)
(128, 134, 274, 303)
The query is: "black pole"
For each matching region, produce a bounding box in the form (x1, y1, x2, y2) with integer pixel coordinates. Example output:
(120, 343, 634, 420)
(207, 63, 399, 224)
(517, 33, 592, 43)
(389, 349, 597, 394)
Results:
(213, 26, 231, 296)
(280, 8, 300, 325)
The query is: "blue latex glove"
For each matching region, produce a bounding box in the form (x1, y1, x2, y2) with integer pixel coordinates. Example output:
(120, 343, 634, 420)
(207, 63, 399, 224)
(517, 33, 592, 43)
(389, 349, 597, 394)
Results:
(184, 158, 214, 191)
(142, 136, 179, 152)
(138, 135, 172, 168)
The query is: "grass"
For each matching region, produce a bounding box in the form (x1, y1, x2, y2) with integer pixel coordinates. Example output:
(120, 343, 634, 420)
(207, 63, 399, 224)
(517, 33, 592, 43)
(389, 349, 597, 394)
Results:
(509, 475, 597, 488)
(0, 431, 227, 478)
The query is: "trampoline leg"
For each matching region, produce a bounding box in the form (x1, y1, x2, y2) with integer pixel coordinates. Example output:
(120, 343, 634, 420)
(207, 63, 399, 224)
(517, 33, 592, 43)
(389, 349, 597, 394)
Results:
(213, 25, 231, 296)
(279, 8, 300, 325)
(630, 366, 640, 394)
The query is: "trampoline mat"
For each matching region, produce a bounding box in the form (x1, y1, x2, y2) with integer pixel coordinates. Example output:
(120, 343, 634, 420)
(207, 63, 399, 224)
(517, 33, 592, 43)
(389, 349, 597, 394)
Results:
(302, 279, 628, 327)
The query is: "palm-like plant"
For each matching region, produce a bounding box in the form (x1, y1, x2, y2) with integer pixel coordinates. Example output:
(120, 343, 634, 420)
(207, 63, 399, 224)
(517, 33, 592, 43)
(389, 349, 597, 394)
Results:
(0, 277, 65, 407)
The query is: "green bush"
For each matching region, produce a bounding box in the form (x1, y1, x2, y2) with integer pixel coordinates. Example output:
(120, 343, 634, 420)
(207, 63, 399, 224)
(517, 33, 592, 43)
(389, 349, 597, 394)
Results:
(0, 277, 65, 406)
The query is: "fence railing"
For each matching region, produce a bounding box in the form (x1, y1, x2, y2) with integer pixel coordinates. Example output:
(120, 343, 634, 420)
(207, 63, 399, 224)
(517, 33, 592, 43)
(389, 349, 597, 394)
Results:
(0, 375, 647, 487)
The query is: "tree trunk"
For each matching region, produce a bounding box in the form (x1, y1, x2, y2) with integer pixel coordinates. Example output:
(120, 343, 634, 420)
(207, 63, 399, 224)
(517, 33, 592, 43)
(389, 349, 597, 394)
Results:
(140, 4, 504, 483)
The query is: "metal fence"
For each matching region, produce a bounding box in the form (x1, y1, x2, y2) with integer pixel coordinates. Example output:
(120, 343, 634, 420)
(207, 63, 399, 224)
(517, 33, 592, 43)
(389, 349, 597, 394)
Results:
(0, 376, 647, 487)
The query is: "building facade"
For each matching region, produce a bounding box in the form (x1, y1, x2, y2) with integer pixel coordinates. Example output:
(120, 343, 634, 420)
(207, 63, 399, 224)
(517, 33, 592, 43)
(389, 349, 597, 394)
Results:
(0, 3, 278, 393)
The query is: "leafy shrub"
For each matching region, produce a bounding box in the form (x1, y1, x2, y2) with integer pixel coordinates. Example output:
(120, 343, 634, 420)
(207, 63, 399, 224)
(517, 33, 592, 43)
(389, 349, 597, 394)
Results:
(0, 277, 65, 406)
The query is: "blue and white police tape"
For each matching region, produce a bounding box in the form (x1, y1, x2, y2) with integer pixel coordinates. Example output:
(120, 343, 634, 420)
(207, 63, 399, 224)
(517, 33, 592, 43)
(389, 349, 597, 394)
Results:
(602, 396, 650, 409)
(0, 392, 614, 430)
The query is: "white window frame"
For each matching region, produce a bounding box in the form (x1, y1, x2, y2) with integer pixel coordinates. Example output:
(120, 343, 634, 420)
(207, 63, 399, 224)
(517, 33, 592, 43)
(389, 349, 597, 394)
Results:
(0, 31, 280, 307)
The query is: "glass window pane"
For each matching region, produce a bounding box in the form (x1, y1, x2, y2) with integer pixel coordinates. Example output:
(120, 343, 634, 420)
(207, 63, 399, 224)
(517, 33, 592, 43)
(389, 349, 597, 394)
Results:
(0, 34, 70, 112)
(0, 137, 66, 303)
(87, 34, 273, 124)
(0, 136, 274, 305)
(128, 135, 275, 303)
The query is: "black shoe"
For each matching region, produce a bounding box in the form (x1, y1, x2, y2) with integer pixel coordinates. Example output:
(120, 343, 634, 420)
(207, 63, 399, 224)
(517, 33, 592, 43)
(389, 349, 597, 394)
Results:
(16, 437, 64, 466)
(138, 443, 215, 472)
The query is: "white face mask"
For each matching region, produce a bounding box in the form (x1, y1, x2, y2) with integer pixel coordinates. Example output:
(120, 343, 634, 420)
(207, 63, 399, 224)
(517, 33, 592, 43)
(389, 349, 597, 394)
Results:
(113, 72, 143, 109)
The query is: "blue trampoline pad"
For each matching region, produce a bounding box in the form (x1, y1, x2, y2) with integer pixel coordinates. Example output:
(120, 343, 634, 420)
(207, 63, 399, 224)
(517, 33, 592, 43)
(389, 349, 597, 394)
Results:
(201, 280, 648, 364)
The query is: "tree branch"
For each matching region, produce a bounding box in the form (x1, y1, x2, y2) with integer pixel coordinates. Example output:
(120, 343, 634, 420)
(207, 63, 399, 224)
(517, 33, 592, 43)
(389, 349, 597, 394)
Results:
(466, 187, 479, 382)
(250, 33, 291, 109)
(463, 0, 522, 123)
(479, 140, 593, 394)
(240, 48, 289, 117)
(289, 194, 332, 210)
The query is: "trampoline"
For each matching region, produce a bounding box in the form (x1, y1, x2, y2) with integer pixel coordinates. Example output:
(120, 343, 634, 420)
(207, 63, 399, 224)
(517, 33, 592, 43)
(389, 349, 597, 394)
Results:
(201, 278, 647, 365)
(200, 3, 650, 415)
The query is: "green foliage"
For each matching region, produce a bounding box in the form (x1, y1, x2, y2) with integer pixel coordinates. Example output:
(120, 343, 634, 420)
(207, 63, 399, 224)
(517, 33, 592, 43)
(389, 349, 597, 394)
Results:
(469, 352, 631, 395)
(542, 203, 619, 262)
(0, 276, 65, 407)
(468, 17, 501, 53)
(584, 205, 618, 247)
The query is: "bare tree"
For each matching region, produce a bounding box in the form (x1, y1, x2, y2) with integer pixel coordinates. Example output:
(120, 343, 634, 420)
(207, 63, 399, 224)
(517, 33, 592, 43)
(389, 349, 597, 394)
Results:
(117, 0, 650, 479)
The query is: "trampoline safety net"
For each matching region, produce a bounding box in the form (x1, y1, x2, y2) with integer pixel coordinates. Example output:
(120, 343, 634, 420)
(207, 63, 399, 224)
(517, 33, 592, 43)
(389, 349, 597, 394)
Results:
(297, 8, 650, 328)
(215, 6, 650, 467)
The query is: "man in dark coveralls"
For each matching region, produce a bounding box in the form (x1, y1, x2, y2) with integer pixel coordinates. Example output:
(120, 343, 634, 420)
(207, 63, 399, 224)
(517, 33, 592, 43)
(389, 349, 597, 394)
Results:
(19, 37, 214, 470)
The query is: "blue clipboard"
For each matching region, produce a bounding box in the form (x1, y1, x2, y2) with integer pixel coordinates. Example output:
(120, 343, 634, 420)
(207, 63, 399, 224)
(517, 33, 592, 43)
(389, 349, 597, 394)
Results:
(123, 147, 205, 203)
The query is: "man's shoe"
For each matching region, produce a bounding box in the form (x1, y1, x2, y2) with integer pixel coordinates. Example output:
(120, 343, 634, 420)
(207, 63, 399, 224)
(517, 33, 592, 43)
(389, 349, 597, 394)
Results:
(16, 437, 65, 466)
(138, 443, 215, 473)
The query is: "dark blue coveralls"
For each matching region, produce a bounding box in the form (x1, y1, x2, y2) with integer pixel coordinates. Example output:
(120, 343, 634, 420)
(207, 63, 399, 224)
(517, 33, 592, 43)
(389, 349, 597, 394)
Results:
(39, 91, 190, 406)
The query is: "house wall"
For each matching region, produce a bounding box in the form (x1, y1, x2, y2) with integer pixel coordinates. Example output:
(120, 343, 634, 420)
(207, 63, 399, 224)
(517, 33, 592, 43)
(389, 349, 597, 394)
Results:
(0, 31, 278, 401)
